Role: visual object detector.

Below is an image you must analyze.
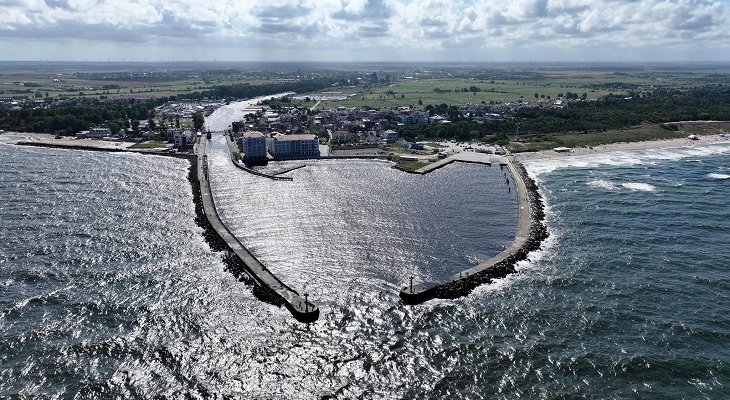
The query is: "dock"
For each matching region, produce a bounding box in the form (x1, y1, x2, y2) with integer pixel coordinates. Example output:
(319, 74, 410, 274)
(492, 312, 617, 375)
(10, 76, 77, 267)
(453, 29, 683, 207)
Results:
(197, 139, 319, 322)
(399, 155, 548, 304)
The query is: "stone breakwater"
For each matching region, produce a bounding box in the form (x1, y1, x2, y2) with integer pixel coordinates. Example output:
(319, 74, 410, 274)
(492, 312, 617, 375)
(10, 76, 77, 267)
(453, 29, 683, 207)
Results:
(15, 140, 289, 308)
(186, 156, 286, 307)
(400, 160, 549, 304)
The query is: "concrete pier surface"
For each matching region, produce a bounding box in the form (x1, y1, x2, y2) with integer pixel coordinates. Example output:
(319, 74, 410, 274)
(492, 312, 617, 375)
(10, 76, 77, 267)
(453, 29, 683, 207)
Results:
(197, 138, 319, 322)
(415, 151, 505, 174)
(400, 154, 548, 304)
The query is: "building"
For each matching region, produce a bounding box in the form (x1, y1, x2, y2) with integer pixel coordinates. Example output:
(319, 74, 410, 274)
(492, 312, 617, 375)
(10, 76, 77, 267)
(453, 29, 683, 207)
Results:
(173, 129, 194, 149)
(76, 127, 112, 138)
(241, 130, 268, 164)
(332, 130, 352, 144)
(382, 130, 399, 143)
(268, 133, 320, 159)
(397, 110, 429, 124)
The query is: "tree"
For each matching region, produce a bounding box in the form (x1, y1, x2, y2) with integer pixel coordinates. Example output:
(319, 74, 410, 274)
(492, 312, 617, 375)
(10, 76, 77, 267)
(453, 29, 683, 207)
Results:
(418, 99, 423, 105)
(192, 112, 205, 130)
(534, 93, 539, 99)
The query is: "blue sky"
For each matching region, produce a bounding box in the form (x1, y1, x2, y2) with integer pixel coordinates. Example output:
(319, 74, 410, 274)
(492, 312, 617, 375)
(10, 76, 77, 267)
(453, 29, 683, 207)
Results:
(0, 0, 728, 62)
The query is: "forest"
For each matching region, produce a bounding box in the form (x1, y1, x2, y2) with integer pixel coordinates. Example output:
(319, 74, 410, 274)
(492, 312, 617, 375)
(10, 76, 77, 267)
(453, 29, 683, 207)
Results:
(397, 85, 730, 142)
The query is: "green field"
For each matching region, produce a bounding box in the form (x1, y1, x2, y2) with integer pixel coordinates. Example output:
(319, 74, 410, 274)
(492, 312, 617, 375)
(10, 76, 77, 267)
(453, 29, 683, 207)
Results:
(0, 68, 274, 100)
(310, 70, 719, 110)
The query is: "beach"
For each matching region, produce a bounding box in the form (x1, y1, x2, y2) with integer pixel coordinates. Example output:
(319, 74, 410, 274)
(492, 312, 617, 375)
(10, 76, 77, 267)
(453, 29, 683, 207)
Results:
(515, 134, 730, 161)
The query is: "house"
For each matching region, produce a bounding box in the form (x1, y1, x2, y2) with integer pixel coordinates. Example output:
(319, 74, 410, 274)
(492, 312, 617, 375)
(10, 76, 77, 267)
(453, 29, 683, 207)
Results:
(397, 110, 429, 124)
(332, 130, 352, 144)
(167, 128, 184, 142)
(382, 130, 399, 142)
(241, 130, 268, 164)
(173, 129, 194, 149)
(268, 133, 320, 159)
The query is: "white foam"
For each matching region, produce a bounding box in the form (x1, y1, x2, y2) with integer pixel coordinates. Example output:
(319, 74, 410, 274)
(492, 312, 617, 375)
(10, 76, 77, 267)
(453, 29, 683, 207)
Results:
(587, 179, 618, 190)
(522, 142, 730, 177)
(621, 182, 656, 191)
(708, 173, 730, 180)
(469, 187, 560, 298)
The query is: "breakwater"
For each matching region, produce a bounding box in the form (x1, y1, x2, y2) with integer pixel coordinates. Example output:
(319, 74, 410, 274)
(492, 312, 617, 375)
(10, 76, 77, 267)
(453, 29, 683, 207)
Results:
(15, 138, 317, 321)
(399, 158, 548, 304)
(198, 140, 319, 322)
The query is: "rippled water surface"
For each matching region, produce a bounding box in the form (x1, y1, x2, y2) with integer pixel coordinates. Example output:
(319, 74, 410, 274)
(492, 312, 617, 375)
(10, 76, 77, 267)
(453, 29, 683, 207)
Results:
(1, 141, 729, 398)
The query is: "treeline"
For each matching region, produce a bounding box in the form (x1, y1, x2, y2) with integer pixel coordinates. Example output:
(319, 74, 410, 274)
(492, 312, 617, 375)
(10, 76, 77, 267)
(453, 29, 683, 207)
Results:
(0, 78, 341, 134)
(0, 98, 164, 135)
(398, 85, 730, 142)
(179, 77, 340, 100)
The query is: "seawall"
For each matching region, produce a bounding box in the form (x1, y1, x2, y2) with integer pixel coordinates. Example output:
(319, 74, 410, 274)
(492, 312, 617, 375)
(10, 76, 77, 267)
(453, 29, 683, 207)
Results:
(399, 157, 548, 304)
(15, 139, 318, 321)
(198, 139, 319, 322)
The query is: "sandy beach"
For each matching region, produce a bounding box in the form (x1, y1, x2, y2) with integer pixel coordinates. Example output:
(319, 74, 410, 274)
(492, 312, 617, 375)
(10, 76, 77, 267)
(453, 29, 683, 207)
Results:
(0, 131, 136, 150)
(514, 134, 730, 161)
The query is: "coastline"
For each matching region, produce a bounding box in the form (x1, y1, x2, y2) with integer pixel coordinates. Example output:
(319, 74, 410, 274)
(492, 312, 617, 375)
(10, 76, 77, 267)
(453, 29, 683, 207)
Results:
(514, 134, 730, 161)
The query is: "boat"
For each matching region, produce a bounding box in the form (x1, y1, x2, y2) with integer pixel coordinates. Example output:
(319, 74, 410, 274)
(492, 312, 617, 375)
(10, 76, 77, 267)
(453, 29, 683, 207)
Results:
(688, 134, 699, 140)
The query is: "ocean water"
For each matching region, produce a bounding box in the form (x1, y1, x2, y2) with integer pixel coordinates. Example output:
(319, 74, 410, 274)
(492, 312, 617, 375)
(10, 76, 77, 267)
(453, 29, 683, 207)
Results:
(1, 140, 729, 398)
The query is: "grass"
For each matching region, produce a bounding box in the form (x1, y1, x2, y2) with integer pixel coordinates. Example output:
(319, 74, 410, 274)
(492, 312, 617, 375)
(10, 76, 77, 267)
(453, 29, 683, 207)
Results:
(130, 140, 168, 149)
(392, 158, 428, 172)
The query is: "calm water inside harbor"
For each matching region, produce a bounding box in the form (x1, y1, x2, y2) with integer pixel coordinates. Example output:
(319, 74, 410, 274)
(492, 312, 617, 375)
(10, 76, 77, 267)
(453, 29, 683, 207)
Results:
(1, 140, 729, 398)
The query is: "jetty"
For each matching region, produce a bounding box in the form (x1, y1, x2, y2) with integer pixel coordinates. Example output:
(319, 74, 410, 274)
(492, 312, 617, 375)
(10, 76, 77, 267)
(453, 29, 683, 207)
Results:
(399, 153, 548, 304)
(197, 138, 319, 322)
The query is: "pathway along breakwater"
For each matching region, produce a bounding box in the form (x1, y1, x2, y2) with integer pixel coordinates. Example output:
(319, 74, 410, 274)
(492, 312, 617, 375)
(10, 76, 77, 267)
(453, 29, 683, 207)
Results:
(399, 157, 548, 304)
(198, 139, 319, 322)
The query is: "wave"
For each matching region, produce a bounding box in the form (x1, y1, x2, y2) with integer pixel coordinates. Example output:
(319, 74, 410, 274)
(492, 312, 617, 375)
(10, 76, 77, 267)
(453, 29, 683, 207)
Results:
(522, 142, 730, 177)
(586, 179, 656, 192)
(621, 182, 656, 191)
(707, 173, 730, 180)
(587, 179, 618, 190)
(469, 183, 560, 297)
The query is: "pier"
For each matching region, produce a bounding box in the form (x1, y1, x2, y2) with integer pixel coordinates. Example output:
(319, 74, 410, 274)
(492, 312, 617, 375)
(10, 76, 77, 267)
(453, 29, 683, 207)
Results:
(196, 138, 319, 322)
(399, 155, 548, 304)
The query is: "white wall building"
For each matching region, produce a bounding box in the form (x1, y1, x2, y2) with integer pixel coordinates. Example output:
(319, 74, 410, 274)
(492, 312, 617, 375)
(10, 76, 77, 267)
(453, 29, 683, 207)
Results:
(242, 130, 268, 163)
(268, 133, 320, 159)
(173, 129, 194, 148)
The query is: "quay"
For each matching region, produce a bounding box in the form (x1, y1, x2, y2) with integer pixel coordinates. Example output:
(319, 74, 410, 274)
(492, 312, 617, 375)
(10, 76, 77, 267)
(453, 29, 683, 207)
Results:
(198, 138, 319, 322)
(399, 153, 548, 304)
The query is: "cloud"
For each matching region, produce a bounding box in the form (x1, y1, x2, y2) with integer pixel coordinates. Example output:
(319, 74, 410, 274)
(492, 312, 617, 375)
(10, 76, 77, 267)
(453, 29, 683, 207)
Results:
(331, 0, 392, 20)
(0, 0, 727, 61)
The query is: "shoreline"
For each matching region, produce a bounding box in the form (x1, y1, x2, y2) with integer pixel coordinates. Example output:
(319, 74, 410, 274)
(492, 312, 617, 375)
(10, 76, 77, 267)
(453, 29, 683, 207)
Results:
(514, 134, 730, 161)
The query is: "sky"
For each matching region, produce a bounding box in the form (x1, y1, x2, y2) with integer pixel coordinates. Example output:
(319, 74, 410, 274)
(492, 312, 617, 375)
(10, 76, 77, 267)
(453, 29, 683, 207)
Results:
(0, 0, 729, 63)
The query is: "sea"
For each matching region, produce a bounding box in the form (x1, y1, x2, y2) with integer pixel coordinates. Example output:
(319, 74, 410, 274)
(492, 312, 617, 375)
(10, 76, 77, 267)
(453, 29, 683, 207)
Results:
(0, 137, 728, 399)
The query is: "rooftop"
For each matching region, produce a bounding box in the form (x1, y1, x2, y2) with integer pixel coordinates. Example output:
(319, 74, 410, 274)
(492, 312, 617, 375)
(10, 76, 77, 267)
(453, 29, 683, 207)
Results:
(243, 130, 265, 139)
(272, 133, 317, 141)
